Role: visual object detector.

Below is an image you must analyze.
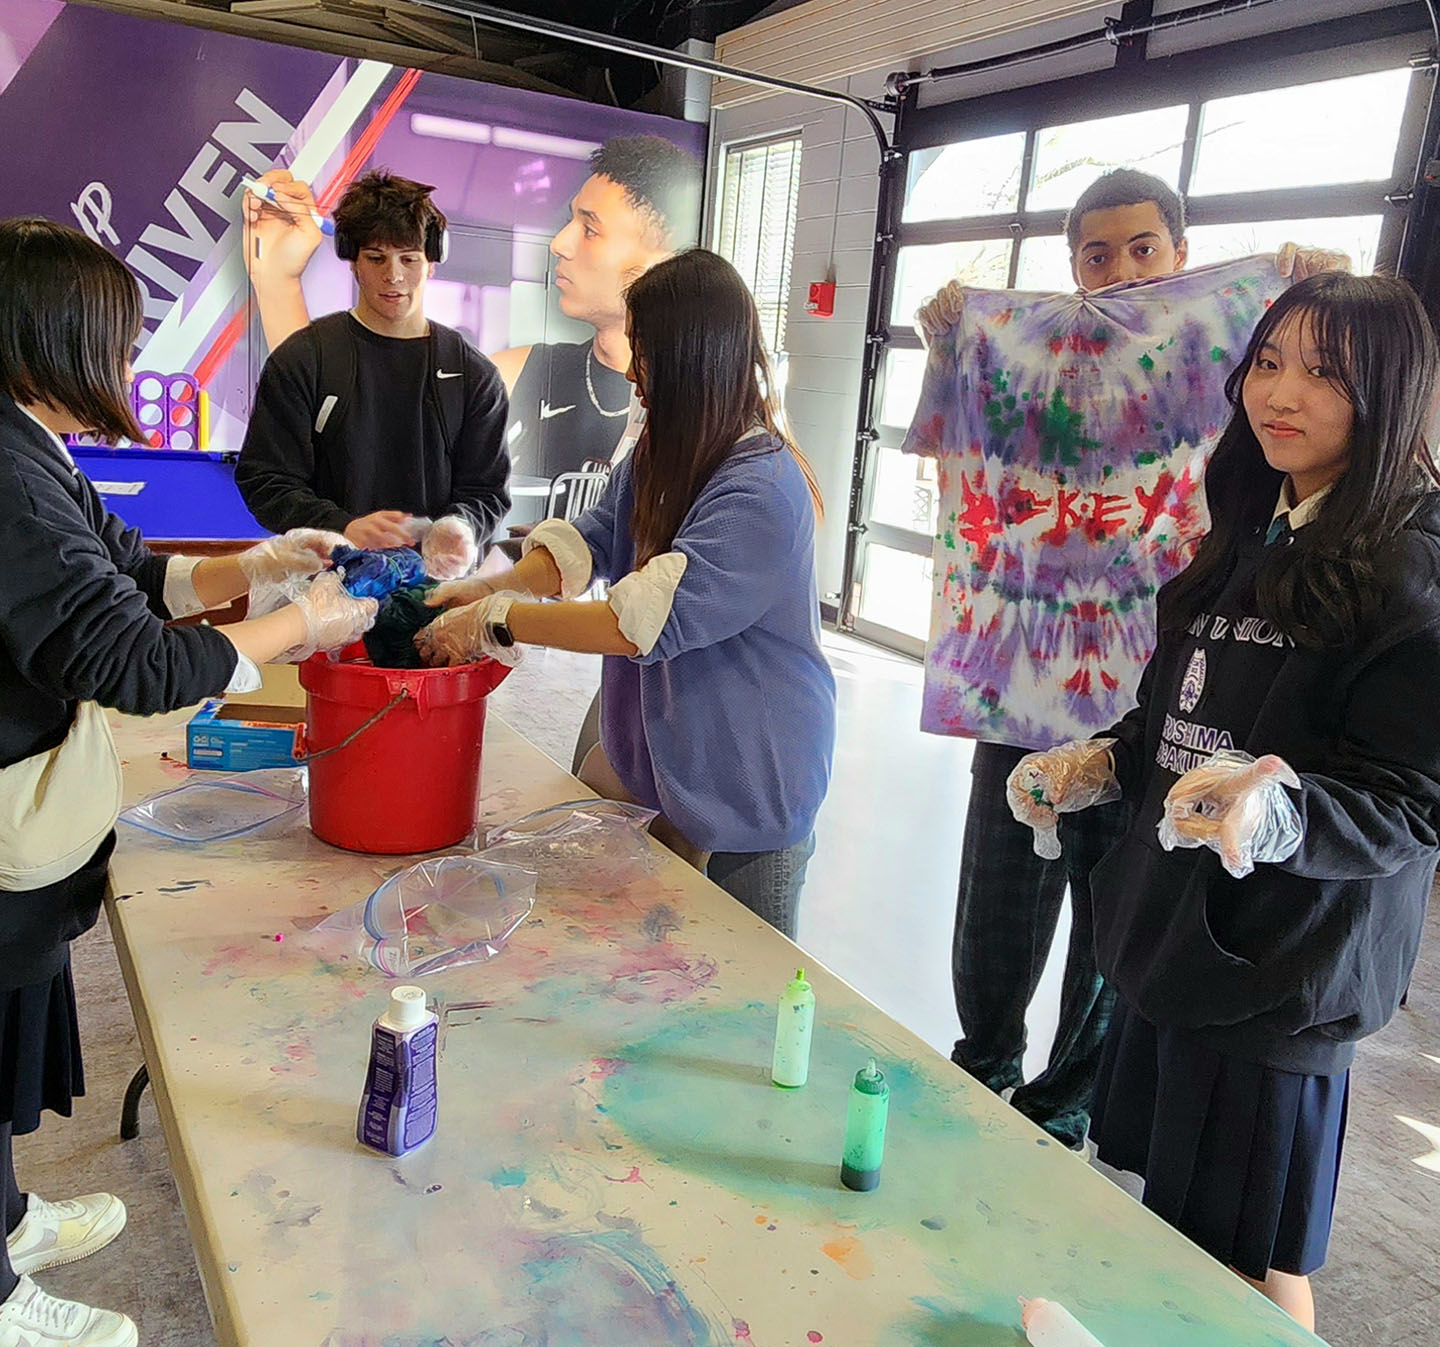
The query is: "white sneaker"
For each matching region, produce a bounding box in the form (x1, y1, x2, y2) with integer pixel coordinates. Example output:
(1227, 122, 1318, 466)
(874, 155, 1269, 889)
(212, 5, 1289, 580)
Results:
(0, 1277, 136, 1347)
(6, 1194, 126, 1277)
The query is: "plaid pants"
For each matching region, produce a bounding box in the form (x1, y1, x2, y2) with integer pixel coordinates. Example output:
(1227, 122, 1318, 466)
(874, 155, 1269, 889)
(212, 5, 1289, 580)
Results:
(951, 740, 1130, 1147)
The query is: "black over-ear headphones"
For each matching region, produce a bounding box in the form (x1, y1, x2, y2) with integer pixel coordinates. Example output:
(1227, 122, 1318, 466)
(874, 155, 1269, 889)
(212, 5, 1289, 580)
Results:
(335, 217, 449, 265)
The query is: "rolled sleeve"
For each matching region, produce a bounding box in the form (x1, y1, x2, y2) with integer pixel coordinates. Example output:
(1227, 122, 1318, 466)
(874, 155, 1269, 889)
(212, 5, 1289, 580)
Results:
(524, 519, 594, 598)
(162, 554, 207, 619)
(608, 552, 687, 655)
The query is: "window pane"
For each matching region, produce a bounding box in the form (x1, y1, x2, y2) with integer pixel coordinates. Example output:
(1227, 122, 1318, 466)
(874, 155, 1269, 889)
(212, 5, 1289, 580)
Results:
(868, 445, 939, 535)
(1191, 69, 1412, 196)
(878, 348, 927, 431)
(903, 132, 1027, 221)
(716, 137, 802, 357)
(1185, 216, 1385, 275)
(858, 544, 933, 643)
(892, 239, 1011, 325)
(1015, 235, 1076, 292)
(1028, 105, 1188, 211)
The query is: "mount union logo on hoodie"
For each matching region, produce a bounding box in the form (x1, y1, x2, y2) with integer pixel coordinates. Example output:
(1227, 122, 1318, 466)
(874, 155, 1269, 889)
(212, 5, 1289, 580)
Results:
(1178, 648, 1206, 714)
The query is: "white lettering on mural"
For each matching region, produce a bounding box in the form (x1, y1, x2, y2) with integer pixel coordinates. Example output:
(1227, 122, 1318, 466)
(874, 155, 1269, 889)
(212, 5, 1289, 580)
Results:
(70, 183, 120, 246)
(103, 88, 296, 350)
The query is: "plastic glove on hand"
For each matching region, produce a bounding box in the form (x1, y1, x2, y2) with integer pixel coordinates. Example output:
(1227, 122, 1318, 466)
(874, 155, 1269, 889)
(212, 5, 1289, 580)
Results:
(915, 280, 964, 345)
(1275, 242, 1352, 280)
(237, 528, 346, 585)
(425, 574, 503, 610)
(1007, 739, 1120, 860)
(419, 515, 479, 581)
(1158, 749, 1302, 878)
(287, 572, 378, 661)
(415, 592, 524, 668)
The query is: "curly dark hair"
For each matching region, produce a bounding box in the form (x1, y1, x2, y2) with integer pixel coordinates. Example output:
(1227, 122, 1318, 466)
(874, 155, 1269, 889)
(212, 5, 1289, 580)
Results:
(1064, 168, 1186, 253)
(589, 136, 702, 249)
(333, 169, 447, 254)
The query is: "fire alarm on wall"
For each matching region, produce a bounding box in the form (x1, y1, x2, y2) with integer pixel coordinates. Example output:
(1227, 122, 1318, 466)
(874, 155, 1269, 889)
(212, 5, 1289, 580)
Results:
(806, 280, 835, 318)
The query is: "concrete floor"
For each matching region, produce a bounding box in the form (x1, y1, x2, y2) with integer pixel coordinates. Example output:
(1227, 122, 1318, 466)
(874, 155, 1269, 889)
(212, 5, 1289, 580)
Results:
(14, 633, 1438, 1345)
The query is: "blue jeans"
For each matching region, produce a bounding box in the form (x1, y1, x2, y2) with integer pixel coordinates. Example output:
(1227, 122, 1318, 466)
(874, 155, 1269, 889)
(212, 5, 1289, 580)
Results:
(706, 835, 816, 939)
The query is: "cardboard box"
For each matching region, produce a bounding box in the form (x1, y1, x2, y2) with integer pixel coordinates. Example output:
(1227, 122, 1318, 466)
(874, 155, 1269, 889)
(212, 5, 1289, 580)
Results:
(187, 699, 305, 771)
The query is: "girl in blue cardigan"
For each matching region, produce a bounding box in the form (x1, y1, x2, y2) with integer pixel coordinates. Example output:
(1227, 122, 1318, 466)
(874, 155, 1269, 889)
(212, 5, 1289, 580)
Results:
(420, 250, 836, 938)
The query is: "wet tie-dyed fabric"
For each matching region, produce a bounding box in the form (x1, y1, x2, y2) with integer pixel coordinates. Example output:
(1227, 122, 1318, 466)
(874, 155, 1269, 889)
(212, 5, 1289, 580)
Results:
(903, 257, 1284, 749)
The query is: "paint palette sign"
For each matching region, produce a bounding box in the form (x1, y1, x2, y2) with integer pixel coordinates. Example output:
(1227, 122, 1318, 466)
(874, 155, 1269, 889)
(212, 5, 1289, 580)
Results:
(131, 372, 205, 450)
(903, 257, 1284, 749)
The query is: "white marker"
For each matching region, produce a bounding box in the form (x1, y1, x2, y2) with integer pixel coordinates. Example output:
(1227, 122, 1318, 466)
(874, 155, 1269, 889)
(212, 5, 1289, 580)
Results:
(241, 178, 335, 236)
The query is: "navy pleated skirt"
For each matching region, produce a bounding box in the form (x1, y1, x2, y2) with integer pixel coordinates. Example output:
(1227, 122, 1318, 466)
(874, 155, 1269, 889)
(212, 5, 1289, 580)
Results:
(1090, 998, 1348, 1280)
(0, 952, 84, 1136)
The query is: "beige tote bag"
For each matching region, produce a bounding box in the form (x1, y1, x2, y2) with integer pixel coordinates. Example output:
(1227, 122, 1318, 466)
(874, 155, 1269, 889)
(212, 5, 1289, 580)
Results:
(0, 702, 123, 891)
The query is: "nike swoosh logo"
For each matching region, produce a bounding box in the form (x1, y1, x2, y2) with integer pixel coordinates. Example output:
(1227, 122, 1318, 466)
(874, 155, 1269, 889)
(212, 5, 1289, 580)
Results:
(436, 370, 463, 380)
(540, 402, 576, 419)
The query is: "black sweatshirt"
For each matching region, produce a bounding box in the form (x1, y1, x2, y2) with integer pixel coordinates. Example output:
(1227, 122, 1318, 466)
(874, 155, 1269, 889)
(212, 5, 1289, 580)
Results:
(0, 395, 239, 984)
(236, 313, 511, 539)
(1094, 494, 1440, 1074)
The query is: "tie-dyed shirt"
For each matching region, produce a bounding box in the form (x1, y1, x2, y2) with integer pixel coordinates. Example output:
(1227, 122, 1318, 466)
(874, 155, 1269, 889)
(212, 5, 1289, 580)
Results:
(903, 257, 1284, 749)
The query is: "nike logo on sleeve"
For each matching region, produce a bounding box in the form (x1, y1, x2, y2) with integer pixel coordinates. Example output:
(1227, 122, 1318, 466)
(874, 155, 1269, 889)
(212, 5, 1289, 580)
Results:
(436, 370, 463, 380)
(540, 402, 576, 419)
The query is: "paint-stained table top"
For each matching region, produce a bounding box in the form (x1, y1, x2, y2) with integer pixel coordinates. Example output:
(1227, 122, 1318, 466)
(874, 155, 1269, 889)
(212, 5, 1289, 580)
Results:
(105, 709, 1323, 1347)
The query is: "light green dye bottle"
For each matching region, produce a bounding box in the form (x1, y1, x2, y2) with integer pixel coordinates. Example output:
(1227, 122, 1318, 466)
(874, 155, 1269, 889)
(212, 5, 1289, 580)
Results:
(840, 1057, 889, 1191)
(771, 968, 815, 1088)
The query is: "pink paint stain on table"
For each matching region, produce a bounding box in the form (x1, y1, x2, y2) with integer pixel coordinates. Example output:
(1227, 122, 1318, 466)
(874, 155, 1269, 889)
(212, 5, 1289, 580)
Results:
(605, 1166, 646, 1186)
(732, 1321, 750, 1340)
(808, 1333, 824, 1343)
(589, 1057, 628, 1080)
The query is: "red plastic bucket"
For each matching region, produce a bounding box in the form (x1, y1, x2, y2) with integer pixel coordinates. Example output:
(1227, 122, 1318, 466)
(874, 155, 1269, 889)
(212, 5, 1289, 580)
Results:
(298, 648, 511, 854)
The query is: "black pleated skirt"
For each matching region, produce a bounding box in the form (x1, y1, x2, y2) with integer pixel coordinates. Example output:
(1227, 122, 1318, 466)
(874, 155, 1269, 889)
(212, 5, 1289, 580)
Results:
(1091, 998, 1348, 1280)
(0, 952, 83, 1136)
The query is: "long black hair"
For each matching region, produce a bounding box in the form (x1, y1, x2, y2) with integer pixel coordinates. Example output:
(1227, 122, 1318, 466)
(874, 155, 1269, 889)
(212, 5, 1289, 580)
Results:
(1157, 272, 1440, 648)
(0, 217, 144, 443)
(625, 249, 822, 567)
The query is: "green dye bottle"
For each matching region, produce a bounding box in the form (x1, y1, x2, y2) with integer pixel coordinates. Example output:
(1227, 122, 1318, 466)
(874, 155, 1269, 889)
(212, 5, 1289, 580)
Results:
(840, 1057, 889, 1191)
(771, 968, 815, 1088)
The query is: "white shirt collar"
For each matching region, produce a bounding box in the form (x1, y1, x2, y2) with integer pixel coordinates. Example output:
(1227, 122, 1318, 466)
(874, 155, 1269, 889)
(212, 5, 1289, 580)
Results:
(1271, 479, 1332, 533)
(15, 403, 76, 468)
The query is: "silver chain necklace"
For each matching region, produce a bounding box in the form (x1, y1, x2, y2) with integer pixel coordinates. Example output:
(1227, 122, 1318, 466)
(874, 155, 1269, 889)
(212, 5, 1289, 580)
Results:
(585, 346, 629, 418)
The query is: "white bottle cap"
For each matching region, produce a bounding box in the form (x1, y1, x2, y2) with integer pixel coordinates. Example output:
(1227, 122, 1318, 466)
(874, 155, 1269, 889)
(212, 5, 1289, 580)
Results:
(388, 986, 428, 1029)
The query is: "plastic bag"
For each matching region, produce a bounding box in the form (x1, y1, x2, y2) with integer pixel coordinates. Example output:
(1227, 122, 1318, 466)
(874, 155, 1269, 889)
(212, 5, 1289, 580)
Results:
(481, 799, 659, 891)
(119, 769, 307, 842)
(1157, 748, 1302, 878)
(311, 855, 537, 977)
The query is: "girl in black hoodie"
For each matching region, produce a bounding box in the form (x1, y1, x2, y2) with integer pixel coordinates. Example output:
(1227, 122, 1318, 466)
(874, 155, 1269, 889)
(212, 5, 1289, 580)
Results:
(1006, 273, 1440, 1332)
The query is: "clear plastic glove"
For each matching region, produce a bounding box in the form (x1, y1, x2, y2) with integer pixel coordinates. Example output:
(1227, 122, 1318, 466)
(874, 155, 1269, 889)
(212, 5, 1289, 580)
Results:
(418, 515, 478, 581)
(284, 572, 378, 662)
(915, 279, 964, 346)
(415, 592, 524, 668)
(1007, 738, 1121, 860)
(1158, 748, 1302, 878)
(1275, 242, 1352, 280)
(237, 528, 346, 586)
(425, 574, 503, 610)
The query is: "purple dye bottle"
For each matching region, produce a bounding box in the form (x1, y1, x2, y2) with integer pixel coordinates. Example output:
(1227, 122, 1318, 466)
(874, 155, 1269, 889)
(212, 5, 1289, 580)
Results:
(357, 986, 438, 1156)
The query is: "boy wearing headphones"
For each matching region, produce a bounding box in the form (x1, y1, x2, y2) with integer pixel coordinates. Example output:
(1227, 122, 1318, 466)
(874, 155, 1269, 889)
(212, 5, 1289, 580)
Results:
(237, 171, 510, 579)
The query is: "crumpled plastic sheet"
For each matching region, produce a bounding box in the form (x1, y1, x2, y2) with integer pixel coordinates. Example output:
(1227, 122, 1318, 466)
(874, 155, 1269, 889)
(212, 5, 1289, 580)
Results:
(119, 768, 307, 843)
(310, 854, 538, 977)
(481, 799, 660, 893)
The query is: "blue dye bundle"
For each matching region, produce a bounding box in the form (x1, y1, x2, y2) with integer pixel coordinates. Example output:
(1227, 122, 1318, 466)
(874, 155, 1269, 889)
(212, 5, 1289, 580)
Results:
(331, 545, 428, 601)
